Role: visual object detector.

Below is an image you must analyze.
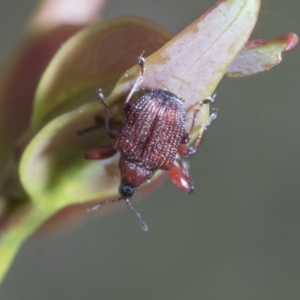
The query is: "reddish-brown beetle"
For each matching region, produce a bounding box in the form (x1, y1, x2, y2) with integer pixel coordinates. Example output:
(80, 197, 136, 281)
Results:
(83, 53, 217, 231)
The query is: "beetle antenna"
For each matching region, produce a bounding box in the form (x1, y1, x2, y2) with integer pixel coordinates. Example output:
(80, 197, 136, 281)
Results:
(87, 197, 148, 232)
(124, 198, 148, 232)
(87, 197, 123, 212)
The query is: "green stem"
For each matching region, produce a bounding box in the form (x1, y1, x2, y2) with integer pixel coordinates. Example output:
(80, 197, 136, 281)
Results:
(0, 203, 56, 284)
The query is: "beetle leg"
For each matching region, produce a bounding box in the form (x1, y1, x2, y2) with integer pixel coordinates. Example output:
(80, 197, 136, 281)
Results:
(76, 115, 104, 136)
(124, 52, 146, 112)
(84, 145, 117, 160)
(193, 107, 218, 150)
(181, 93, 216, 144)
(180, 103, 201, 144)
(168, 159, 194, 193)
(178, 107, 218, 156)
(96, 88, 118, 138)
(179, 93, 217, 156)
(76, 120, 100, 136)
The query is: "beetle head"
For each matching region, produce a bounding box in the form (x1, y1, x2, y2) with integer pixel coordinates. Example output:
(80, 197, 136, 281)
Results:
(119, 183, 137, 198)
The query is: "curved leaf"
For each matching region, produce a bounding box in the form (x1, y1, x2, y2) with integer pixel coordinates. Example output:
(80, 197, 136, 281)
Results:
(0, 0, 106, 173)
(0, 0, 263, 285)
(31, 17, 172, 129)
(227, 33, 299, 76)
(20, 0, 260, 209)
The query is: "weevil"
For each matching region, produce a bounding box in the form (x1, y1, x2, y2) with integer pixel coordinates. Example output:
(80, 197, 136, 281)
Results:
(83, 53, 217, 231)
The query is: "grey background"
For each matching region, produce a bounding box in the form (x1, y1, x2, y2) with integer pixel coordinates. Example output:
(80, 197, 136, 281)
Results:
(0, 0, 299, 299)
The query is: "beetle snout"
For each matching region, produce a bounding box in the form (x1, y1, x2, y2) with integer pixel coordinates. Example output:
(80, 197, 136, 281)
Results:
(119, 184, 137, 198)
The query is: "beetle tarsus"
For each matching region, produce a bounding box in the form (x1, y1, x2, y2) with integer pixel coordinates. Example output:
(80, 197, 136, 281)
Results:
(137, 51, 145, 74)
(193, 107, 218, 150)
(97, 88, 110, 111)
(96, 87, 104, 101)
(124, 52, 146, 108)
(203, 92, 217, 105)
(207, 108, 218, 126)
(95, 88, 118, 138)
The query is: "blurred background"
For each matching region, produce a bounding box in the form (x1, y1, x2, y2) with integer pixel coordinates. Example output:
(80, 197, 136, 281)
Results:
(0, 0, 299, 299)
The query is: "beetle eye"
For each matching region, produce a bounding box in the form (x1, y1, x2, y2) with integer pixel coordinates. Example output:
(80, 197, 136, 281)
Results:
(119, 184, 137, 198)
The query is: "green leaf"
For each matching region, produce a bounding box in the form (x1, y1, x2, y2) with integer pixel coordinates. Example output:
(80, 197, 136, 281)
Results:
(227, 33, 299, 76)
(20, 0, 260, 208)
(0, 0, 261, 285)
(0, 0, 106, 173)
(0, 27, 88, 173)
(31, 17, 172, 130)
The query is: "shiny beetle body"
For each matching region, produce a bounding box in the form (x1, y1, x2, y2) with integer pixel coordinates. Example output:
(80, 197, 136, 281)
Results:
(83, 53, 217, 231)
(115, 89, 186, 198)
